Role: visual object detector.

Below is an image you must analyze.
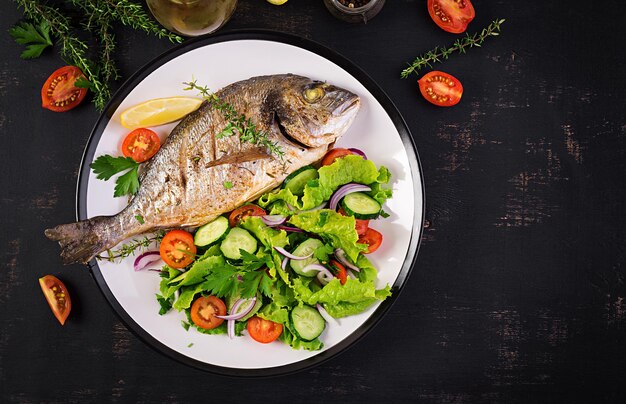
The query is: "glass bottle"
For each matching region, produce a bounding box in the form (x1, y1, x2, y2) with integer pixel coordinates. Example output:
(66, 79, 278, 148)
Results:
(146, 0, 238, 37)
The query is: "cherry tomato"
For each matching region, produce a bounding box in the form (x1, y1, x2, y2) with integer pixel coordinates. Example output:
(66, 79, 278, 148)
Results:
(330, 259, 348, 285)
(39, 275, 71, 325)
(427, 0, 475, 34)
(418, 71, 464, 107)
(358, 228, 383, 254)
(190, 295, 226, 330)
(321, 148, 356, 166)
(41, 66, 88, 112)
(247, 316, 283, 343)
(121, 128, 161, 163)
(159, 230, 197, 268)
(338, 207, 370, 236)
(228, 204, 267, 227)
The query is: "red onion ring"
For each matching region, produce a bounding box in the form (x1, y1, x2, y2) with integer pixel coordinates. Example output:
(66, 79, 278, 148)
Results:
(348, 148, 367, 160)
(134, 251, 162, 271)
(227, 319, 235, 339)
(347, 269, 357, 280)
(302, 264, 335, 285)
(274, 246, 313, 260)
(334, 248, 360, 272)
(316, 303, 339, 325)
(261, 215, 287, 227)
(281, 257, 288, 271)
(276, 225, 304, 233)
(216, 297, 257, 321)
(329, 183, 372, 210)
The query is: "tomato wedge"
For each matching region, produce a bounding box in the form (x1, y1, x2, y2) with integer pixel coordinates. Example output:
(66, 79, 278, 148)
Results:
(330, 259, 348, 285)
(190, 295, 226, 330)
(39, 275, 71, 325)
(159, 230, 197, 268)
(427, 0, 475, 34)
(41, 66, 88, 112)
(358, 228, 383, 254)
(228, 204, 267, 227)
(338, 207, 370, 236)
(418, 71, 464, 107)
(321, 148, 356, 166)
(121, 128, 161, 163)
(247, 316, 283, 343)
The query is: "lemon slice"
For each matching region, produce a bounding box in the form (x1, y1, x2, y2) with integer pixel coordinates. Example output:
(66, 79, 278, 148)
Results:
(120, 97, 203, 129)
(266, 0, 288, 5)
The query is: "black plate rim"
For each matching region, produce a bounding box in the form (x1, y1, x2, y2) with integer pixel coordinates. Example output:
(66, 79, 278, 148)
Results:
(76, 29, 425, 378)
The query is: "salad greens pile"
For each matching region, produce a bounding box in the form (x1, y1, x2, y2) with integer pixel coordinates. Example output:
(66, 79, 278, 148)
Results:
(155, 154, 393, 350)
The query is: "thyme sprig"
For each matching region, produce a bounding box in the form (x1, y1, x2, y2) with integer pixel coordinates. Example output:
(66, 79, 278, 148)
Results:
(97, 230, 166, 262)
(401, 18, 505, 78)
(183, 80, 286, 161)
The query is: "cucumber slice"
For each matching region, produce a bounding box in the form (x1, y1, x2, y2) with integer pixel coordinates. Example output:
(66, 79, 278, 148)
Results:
(289, 238, 324, 277)
(341, 192, 381, 220)
(283, 165, 318, 196)
(219, 227, 257, 260)
(194, 216, 229, 247)
(290, 305, 326, 341)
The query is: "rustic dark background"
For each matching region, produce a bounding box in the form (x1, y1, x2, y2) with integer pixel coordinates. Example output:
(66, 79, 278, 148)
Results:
(2, 0, 626, 402)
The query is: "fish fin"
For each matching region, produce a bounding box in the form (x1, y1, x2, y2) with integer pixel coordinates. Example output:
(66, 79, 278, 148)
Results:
(205, 148, 271, 168)
(45, 217, 115, 265)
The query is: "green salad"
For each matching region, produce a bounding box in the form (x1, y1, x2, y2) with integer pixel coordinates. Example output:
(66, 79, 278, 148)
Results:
(154, 153, 393, 350)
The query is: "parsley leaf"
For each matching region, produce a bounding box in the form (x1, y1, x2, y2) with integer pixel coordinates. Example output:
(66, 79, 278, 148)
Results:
(223, 181, 233, 189)
(9, 21, 53, 59)
(201, 264, 241, 298)
(156, 294, 173, 315)
(135, 215, 145, 224)
(114, 165, 140, 197)
(90, 155, 140, 197)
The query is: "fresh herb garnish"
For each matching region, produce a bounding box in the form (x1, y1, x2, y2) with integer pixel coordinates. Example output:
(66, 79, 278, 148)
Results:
(96, 230, 166, 262)
(156, 293, 173, 315)
(183, 80, 285, 161)
(9, 20, 52, 59)
(90, 155, 140, 198)
(181, 321, 190, 331)
(187, 343, 194, 348)
(223, 181, 233, 189)
(134, 215, 145, 224)
(401, 18, 505, 78)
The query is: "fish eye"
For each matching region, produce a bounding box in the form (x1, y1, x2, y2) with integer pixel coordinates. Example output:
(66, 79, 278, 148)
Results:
(303, 86, 325, 103)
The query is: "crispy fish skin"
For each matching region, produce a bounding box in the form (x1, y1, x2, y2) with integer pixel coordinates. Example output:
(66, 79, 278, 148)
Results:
(45, 74, 361, 264)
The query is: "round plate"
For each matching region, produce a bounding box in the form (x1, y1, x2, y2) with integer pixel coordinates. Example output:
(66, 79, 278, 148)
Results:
(77, 30, 424, 376)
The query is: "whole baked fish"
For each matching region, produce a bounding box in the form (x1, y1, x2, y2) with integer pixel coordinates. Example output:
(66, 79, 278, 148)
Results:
(46, 74, 360, 264)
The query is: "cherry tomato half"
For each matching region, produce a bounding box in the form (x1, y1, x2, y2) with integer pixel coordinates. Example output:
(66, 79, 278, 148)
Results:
(159, 230, 197, 268)
(338, 207, 370, 236)
(39, 275, 71, 325)
(427, 0, 475, 34)
(418, 71, 464, 107)
(321, 148, 356, 166)
(121, 128, 161, 163)
(358, 228, 383, 254)
(330, 259, 348, 285)
(228, 204, 267, 227)
(190, 295, 226, 330)
(247, 316, 283, 343)
(41, 66, 88, 112)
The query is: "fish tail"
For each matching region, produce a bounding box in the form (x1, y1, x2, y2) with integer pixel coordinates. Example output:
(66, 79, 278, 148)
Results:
(45, 216, 121, 265)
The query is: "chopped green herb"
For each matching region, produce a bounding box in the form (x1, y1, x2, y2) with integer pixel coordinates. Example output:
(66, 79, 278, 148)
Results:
(187, 342, 194, 348)
(156, 294, 172, 315)
(135, 215, 145, 224)
(181, 321, 190, 331)
(223, 181, 233, 189)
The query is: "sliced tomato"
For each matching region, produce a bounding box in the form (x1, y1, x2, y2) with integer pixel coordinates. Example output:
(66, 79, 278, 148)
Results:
(358, 228, 383, 254)
(338, 207, 370, 236)
(330, 259, 348, 285)
(190, 295, 226, 330)
(228, 204, 267, 227)
(247, 316, 283, 343)
(427, 0, 475, 34)
(39, 275, 71, 325)
(121, 128, 161, 163)
(41, 66, 88, 112)
(159, 229, 197, 268)
(321, 148, 356, 166)
(418, 71, 464, 107)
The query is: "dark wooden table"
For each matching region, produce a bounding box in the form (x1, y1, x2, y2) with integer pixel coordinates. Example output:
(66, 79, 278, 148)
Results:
(2, 0, 626, 402)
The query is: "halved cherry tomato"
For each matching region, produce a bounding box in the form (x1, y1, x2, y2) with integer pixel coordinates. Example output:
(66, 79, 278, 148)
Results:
(358, 228, 383, 254)
(228, 204, 267, 227)
(39, 275, 71, 325)
(418, 71, 464, 107)
(190, 295, 226, 330)
(338, 207, 370, 236)
(121, 128, 161, 163)
(41, 66, 88, 112)
(247, 316, 283, 343)
(159, 229, 197, 268)
(427, 0, 475, 34)
(321, 148, 356, 166)
(330, 259, 348, 285)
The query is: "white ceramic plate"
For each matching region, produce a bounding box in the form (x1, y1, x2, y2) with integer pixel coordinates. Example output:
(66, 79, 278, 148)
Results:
(78, 31, 424, 376)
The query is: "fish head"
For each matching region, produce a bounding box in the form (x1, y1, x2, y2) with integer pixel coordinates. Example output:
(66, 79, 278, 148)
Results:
(273, 76, 361, 148)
